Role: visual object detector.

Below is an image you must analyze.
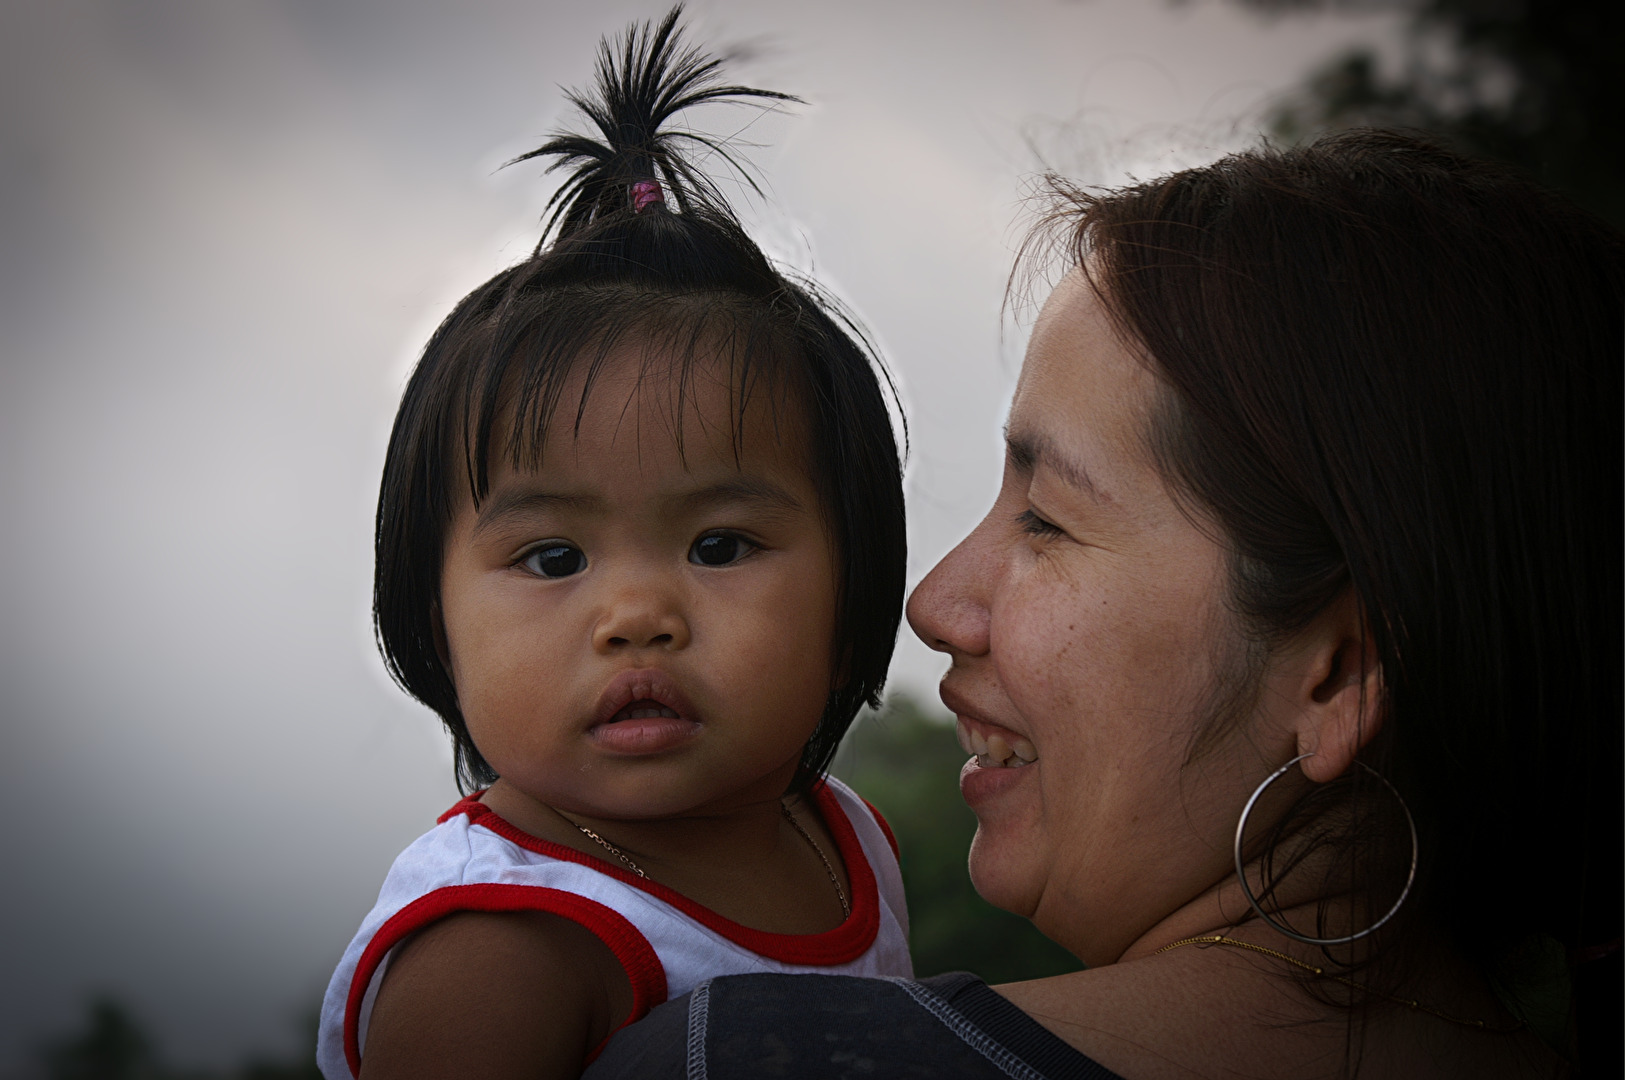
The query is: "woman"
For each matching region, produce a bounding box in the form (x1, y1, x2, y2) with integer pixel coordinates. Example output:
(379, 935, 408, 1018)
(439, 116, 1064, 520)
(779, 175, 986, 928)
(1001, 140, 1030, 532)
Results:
(586, 131, 1622, 1078)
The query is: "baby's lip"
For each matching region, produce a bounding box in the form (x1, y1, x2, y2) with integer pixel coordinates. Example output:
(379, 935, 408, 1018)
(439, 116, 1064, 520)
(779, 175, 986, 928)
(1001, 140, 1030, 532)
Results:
(592, 669, 699, 729)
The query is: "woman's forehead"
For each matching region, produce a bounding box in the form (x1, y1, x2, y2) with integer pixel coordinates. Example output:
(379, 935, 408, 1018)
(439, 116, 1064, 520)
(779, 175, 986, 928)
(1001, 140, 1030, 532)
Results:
(1010, 274, 1161, 493)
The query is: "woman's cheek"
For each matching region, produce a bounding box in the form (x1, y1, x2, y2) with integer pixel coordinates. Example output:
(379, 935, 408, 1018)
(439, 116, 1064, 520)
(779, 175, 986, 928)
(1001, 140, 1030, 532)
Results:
(995, 576, 1095, 709)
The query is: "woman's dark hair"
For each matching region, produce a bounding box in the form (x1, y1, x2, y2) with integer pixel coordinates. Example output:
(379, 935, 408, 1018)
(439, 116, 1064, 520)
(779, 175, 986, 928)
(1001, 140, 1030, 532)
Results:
(1033, 130, 1622, 1069)
(373, 8, 905, 796)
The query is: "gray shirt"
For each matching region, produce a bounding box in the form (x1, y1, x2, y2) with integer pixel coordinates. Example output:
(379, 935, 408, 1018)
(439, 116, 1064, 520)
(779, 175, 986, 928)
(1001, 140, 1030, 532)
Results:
(584, 971, 1127, 1079)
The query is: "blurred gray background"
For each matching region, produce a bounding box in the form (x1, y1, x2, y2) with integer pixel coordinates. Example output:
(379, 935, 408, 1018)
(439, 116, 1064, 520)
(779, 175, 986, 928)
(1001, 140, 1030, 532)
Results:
(0, 0, 1413, 1072)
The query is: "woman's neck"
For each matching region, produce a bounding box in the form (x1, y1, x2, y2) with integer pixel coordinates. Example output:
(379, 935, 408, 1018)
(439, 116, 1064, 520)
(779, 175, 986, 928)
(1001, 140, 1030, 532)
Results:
(999, 905, 1558, 1080)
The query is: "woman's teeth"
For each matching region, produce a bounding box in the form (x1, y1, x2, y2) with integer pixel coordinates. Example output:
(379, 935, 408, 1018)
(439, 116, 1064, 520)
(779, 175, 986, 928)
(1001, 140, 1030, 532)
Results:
(955, 718, 1037, 768)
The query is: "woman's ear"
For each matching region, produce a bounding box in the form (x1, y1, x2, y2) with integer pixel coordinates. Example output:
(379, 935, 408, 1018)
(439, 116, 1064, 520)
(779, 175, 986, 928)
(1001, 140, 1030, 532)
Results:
(1291, 589, 1383, 783)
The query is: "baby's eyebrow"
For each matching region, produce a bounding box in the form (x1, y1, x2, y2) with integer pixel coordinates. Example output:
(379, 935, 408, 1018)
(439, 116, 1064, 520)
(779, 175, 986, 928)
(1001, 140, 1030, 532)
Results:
(471, 490, 595, 535)
(675, 477, 804, 514)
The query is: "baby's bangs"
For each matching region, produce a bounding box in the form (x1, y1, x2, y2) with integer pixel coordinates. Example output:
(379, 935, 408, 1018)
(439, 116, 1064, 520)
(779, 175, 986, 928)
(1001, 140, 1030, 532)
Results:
(453, 287, 808, 507)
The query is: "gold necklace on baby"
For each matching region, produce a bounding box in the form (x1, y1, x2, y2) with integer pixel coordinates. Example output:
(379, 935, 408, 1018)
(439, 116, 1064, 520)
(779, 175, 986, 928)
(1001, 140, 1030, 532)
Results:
(562, 800, 851, 919)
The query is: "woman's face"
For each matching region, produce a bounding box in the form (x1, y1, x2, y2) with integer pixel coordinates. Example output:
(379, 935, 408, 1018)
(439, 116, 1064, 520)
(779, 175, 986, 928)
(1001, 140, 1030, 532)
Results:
(907, 272, 1300, 966)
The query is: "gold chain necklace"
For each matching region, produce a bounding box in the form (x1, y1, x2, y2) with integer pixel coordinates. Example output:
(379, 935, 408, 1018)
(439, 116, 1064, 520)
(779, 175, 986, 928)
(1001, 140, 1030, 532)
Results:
(1154, 935, 1524, 1033)
(780, 801, 852, 919)
(568, 820, 646, 878)
(564, 801, 851, 919)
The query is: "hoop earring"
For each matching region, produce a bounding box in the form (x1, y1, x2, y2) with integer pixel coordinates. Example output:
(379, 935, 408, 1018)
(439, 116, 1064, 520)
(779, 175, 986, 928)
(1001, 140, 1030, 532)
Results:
(1233, 752, 1418, 946)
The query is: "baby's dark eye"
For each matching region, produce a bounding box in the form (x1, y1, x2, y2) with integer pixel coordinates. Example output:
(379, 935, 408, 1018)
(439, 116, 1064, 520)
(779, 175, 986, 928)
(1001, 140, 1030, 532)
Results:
(1017, 510, 1065, 539)
(522, 544, 586, 578)
(689, 533, 751, 567)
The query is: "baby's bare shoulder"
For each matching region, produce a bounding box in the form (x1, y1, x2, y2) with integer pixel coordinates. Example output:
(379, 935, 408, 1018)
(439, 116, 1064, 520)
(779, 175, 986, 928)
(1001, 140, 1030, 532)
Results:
(359, 910, 634, 1080)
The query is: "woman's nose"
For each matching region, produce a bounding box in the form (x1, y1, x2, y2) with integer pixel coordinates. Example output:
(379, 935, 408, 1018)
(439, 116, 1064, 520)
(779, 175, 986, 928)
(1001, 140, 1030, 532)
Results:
(906, 520, 994, 658)
(592, 584, 692, 653)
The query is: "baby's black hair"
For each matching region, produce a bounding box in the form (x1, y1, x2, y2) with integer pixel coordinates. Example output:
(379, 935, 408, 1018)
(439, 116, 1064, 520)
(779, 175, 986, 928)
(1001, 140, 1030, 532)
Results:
(373, 7, 906, 795)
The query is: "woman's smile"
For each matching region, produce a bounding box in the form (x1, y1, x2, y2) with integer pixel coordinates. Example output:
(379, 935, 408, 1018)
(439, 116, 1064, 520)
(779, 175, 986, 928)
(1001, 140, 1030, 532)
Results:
(953, 716, 1039, 769)
(943, 684, 1041, 806)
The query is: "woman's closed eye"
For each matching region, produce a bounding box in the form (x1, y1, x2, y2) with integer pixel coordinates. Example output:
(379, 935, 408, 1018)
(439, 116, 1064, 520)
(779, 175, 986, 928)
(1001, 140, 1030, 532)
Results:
(1017, 509, 1066, 540)
(520, 543, 586, 578)
(689, 531, 758, 567)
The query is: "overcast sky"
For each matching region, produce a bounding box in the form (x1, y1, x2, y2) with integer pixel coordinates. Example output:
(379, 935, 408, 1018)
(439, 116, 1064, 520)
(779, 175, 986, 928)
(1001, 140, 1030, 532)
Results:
(0, 0, 1404, 1070)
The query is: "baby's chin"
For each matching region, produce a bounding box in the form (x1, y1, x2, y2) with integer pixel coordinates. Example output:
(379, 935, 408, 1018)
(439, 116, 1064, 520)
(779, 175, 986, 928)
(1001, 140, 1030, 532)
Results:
(588, 758, 806, 822)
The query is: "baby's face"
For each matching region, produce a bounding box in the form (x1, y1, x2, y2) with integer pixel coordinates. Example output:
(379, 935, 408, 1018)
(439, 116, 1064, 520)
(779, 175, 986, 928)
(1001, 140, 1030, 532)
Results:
(437, 344, 837, 821)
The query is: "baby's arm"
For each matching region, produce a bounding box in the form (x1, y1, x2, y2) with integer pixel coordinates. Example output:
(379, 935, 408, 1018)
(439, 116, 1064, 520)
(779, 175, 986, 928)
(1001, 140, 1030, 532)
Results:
(358, 910, 635, 1080)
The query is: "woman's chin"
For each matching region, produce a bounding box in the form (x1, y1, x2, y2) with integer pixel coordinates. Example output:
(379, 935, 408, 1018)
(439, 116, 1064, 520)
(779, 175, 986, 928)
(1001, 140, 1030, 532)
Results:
(960, 757, 1047, 917)
(965, 822, 1045, 920)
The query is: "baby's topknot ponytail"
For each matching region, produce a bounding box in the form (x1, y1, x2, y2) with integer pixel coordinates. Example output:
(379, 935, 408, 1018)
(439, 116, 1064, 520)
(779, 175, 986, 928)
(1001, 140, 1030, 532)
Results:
(375, 6, 906, 796)
(510, 5, 799, 249)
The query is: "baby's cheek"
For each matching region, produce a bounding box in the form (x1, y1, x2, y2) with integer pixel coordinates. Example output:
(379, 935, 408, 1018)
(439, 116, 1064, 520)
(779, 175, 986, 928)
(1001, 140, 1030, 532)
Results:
(706, 592, 833, 733)
(726, 616, 831, 700)
(721, 559, 835, 645)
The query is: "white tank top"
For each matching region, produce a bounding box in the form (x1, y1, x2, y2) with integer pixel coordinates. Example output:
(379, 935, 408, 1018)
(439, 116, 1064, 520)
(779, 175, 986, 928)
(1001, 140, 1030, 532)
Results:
(317, 776, 912, 1078)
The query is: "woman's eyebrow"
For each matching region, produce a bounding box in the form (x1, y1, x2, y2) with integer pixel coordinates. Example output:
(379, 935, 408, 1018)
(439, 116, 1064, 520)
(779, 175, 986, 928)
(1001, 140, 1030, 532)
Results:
(1005, 429, 1100, 501)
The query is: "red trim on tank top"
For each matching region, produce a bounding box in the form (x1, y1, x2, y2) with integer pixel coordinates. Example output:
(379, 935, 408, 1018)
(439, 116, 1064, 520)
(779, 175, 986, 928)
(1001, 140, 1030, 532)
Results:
(439, 781, 881, 966)
(341, 884, 665, 1078)
(862, 797, 900, 861)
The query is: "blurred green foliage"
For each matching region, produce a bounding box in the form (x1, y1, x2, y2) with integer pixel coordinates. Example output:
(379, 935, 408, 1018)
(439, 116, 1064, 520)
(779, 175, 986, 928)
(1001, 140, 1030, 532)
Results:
(831, 694, 1082, 983)
(36, 1001, 320, 1080)
(1239, 0, 1625, 231)
(39, 998, 161, 1080)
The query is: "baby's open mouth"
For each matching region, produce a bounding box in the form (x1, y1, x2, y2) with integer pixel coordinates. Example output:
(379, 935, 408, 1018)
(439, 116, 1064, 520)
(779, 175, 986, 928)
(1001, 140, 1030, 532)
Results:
(611, 699, 682, 722)
(589, 695, 698, 755)
(589, 670, 701, 754)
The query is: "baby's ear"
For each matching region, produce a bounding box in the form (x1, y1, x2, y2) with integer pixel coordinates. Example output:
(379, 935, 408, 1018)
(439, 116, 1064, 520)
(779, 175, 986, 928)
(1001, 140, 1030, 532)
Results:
(832, 641, 854, 690)
(431, 599, 453, 678)
(1291, 589, 1383, 783)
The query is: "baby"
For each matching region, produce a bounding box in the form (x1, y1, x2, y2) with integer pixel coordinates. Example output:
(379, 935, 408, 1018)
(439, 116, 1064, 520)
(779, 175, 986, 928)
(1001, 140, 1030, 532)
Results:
(315, 11, 912, 1079)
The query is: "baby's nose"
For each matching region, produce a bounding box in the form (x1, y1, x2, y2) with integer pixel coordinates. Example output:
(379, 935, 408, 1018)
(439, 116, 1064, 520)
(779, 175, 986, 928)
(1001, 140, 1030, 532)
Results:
(592, 591, 691, 652)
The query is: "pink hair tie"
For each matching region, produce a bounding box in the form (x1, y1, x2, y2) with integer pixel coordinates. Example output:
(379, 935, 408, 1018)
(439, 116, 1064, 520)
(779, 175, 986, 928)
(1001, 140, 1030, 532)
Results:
(630, 179, 665, 212)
